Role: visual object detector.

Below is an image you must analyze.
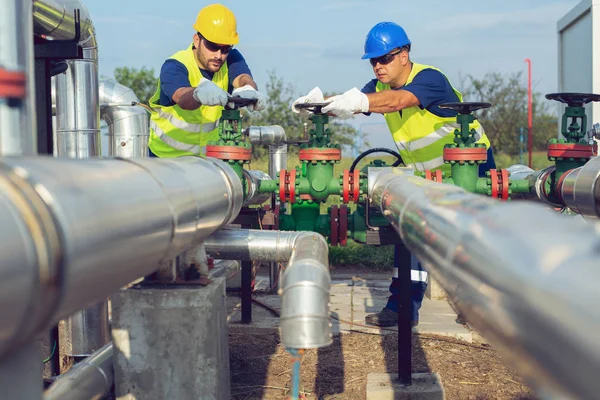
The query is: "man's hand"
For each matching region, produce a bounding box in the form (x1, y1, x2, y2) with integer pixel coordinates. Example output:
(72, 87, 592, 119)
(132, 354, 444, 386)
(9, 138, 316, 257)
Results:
(322, 87, 369, 119)
(291, 86, 325, 117)
(231, 85, 267, 112)
(192, 78, 229, 106)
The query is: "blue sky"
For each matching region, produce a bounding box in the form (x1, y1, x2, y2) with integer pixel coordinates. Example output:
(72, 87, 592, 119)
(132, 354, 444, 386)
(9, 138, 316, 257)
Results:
(86, 0, 580, 148)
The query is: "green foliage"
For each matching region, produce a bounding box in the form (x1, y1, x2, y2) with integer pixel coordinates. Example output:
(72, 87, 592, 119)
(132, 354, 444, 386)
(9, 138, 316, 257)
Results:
(243, 70, 364, 158)
(329, 240, 393, 269)
(113, 66, 158, 104)
(460, 72, 558, 156)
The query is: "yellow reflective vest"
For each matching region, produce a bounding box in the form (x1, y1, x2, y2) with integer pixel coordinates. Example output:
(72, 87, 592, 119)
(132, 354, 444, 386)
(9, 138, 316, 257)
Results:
(376, 62, 490, 175)
(148, 44, 228, 158)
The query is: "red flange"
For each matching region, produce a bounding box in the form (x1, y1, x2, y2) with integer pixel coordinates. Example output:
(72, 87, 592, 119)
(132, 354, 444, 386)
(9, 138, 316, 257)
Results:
(299, 148, 342, 161)
(339, 204, 348, 246)
(424, 169, 443, 182)
(342, 169, 361, 204)
(0, 68, 26, 99)
(489, 169, 510, 201)
(443, 147, 487, 162)
(547, 143, 596, 159)
(205, 145, 252, 161)
(278, 169, 296, 203)
(490, 169, 499, 199)
(330, 205, 339, 246)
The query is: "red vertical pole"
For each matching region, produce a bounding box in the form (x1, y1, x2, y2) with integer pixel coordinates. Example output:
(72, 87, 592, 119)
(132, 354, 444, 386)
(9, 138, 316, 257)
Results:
(525, 59, 533, 168)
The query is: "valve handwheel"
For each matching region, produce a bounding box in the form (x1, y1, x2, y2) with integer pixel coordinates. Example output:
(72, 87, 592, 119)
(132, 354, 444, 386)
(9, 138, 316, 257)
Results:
(438, 102, 492, 114)
(545, 92, 600, 107)
(294, 101, 332, 115)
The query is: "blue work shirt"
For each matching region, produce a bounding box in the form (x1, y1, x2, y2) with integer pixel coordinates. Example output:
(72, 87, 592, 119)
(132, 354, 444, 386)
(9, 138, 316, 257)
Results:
(157, 49, 252, 106)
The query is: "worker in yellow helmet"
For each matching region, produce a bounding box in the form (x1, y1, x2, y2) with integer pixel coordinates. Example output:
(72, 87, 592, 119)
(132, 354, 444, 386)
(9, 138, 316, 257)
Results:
(148, 4, 266, 158)
(292, 22, 497, 328)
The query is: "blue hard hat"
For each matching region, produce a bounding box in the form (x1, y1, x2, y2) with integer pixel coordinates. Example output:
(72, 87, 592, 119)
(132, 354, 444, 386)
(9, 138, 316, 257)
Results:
(362, 22, 411, 60)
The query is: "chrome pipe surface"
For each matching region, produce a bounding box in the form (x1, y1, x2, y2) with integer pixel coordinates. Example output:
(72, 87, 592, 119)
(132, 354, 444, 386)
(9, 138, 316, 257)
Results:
(100, 78, 149, 158)
(371, 168, 600, 400)
(243, 169, 272, 206)
(247, 125, 286, 145)
(0, 0, 37, 155)
(0, 155, 243, 361)
(205, 228, 332, 349)
(44, 342, 113, 400)
(560, 156, 600, 218)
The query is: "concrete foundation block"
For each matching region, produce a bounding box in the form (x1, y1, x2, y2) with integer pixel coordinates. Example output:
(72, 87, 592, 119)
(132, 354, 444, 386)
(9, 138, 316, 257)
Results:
(367, 373, 445, 400)
(111, 278, 230, 400)
(426, 277, 448, 300)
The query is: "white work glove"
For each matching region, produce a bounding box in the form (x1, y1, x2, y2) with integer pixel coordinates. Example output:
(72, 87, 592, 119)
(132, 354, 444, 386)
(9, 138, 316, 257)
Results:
(322, 87, 369, 119)
(291, 86, 325, 117)
(192, 77, 229, 106)
(231, 84, 267, 112)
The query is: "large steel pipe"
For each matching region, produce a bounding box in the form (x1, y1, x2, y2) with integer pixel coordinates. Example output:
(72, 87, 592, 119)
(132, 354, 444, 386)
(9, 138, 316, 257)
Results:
(0, 0, 37, 155)
(44, 343, 113, 400)
(0, 155, 243, 361)
(100, 78, 149, 158)
(558, 156, 600, 218)
(205, 229, 332, 349)
(370, 168, 600, 400)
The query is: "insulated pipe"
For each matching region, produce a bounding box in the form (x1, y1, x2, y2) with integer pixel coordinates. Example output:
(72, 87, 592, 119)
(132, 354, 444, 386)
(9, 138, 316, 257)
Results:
(34, 0, 100, 158)
(0, 155, 243, 361)
(44, 342, 113, 400)
(205, 229, 332, 349)
(0, 0, 37, 155)
(99, 78, 149, 158)
(371, 168, 600, 400)
(243, 169, 272, 206)
(558, 156, 600, 218)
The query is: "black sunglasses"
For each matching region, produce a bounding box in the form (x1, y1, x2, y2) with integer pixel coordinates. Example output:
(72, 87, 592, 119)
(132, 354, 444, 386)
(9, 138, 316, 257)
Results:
(370, 50, 402, 67)
(198, 33, 233, 54)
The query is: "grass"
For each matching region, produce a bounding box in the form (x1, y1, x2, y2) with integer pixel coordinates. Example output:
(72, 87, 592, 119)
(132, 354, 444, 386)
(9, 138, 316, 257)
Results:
(246, 150, 551, 268)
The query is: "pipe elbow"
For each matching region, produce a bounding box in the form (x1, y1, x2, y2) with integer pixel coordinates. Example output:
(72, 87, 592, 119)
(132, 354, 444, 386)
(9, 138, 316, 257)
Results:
(280, 232, 331, 350)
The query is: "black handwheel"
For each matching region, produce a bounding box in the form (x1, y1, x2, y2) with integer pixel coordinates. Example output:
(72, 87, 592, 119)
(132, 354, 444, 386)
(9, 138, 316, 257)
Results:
(226, 97, 258, 110)
(545, 92, 600, 107)
(294, 101, 332, 114)
(438, 102, 492, 114)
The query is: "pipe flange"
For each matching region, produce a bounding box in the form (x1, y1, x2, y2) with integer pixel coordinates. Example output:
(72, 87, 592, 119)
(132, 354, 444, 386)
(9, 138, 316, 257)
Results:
(299, 148, 342, 162)
(424, 169, 443, 183)
(279, 169, 296, 203)
(443, 147, 487, 163)
(547, 143, 597, 160)
(342, 169, 360, 204)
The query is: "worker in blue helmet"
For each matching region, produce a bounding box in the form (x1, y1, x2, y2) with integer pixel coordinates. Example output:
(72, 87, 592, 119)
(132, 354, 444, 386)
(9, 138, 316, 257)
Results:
(292, 22, 496, 327)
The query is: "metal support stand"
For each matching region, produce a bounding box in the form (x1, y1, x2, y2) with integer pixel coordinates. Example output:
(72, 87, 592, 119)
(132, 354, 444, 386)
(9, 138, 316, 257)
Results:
(396, 243, 412, 385)
(241, 260, 253, 324)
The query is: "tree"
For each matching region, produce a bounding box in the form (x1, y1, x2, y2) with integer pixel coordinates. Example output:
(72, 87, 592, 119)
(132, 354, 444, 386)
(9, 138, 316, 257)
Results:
(459, 72, 558, 155)
(243, 70, 363, 158)
(113, 66, 158, 104)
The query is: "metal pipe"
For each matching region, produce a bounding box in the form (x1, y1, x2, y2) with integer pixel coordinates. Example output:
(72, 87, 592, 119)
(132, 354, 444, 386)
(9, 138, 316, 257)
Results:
(205, 229, 332, 349)
(243, 169, 272, 206)
(0, 155, 243, 361)
(247, 125, 287, 291)
(44, 342, 113, 400)
(0, 0, 37, 155)
(99, 78, 149, 158)
(371, 167, 600, 400)
(559, 156, 600, 218)
(34, 0, 101, 158)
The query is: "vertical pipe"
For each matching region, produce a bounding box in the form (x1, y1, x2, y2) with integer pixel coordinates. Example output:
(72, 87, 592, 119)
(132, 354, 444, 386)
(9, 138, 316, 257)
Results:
(0, 343, 43, 399)
(525, 58, 533, 168)
(396, 244, 412, 385)
(269, 143, 287, 291)
(0, 0, 37, 155)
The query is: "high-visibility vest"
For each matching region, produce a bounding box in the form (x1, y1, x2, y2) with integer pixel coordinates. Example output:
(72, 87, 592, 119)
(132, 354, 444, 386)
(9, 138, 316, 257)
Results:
(148, 44, 228, 158)
(376, 62, 490, 175)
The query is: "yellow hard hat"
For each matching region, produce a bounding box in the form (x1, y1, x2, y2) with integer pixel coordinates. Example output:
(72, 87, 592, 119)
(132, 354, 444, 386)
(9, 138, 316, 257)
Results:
(193, 4, 239, 45)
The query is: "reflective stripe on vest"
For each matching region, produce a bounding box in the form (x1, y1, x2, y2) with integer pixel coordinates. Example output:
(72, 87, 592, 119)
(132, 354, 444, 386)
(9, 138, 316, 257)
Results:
(147, 44, 228, 158)
(377, 62, 490, 175)
(149, 120, 202, 154)
(156, 109, 219, 133)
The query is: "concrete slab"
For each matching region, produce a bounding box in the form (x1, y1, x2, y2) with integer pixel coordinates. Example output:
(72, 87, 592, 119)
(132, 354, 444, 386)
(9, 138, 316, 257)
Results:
(367, 373, 445, 400)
